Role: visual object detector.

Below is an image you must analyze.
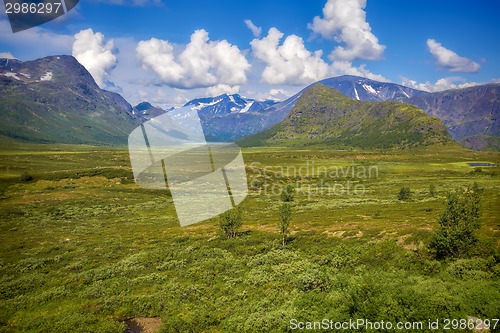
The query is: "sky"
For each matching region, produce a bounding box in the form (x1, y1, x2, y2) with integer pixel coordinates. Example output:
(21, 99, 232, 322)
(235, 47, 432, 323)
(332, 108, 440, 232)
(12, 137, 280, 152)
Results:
(1, 0, 499, 108)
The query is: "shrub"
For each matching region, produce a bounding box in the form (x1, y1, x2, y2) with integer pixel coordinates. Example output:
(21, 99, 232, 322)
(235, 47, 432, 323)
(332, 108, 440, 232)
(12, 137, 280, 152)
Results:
(428, 183, 482, 259)
(279, 203, 292, 247)
(280, 183, 295, 202)
(19, 171, 34, 182)
(397, 186, 412, 200)
(218, 208, 242, 238)
(429, 184, 436, 197)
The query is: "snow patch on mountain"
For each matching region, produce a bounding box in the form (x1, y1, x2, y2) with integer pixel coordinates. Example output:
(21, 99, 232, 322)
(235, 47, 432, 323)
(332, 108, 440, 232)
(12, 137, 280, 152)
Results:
(362, 83, 377, 95)
(40, 71, 53, 81)
(354, 87, 360, 100)
(240, 101, 254, 113)
(1, 72, 21, 80)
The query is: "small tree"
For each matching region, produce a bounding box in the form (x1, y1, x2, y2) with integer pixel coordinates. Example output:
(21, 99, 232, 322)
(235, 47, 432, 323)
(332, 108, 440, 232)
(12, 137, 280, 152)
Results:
(429, 184, 436, 197)
(428, 183, 482, 259)
(219, 208, 242, 239)
(279, 203, 292, 247)
(398, 186, 412, 201)
(19, 171, 34, 182)
(280, 183, 295, 202)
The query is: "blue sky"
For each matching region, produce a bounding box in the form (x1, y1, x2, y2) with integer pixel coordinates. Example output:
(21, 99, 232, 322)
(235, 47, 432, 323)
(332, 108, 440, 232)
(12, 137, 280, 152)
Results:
(1, 0, 499, 107)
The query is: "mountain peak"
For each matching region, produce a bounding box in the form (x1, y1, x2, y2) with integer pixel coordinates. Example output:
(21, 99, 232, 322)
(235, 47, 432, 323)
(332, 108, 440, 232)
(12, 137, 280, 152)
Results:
(239, 83, 451, 149)
(0, 55, 141, 145)
(132, 101, 165, 120)
(0, 55, 98, 88)
(317, 75, 426, 102)
(182, 92, 276, 117)
(134, 101, 154, 111)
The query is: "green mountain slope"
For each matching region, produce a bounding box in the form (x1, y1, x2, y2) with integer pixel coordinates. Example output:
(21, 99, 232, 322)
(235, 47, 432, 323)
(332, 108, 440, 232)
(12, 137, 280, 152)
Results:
(405, 84, 500, 151)
(240, 84, 452, 149)
(0, 55, 141, 145)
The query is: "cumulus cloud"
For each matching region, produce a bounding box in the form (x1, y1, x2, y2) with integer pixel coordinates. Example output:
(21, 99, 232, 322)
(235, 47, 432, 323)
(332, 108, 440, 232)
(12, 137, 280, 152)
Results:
(0, 52, 16, 59)
(206, 84, 241, 96)
(331, 60, 388, 82)
(401, 76, 479, 92)
(258, 88, 296, 101)
(72, 29, 117, 88)
(136, 29, 250, 90)
(244, 19, 262, 37)
(426, 39, 480, 73)
(309, 0, 385, 61)
(250, 28, 330, 85)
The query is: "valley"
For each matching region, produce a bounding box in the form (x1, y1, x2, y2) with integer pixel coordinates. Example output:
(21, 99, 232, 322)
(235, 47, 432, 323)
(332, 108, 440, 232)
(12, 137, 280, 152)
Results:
(1, 54, 499, 332)
(0, 143, 498, 332)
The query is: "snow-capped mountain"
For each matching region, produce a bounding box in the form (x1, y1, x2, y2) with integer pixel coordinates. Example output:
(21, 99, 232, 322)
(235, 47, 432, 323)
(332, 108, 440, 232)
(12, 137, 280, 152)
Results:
(183, 93, 277, 116)
(318, 75, 426, 101)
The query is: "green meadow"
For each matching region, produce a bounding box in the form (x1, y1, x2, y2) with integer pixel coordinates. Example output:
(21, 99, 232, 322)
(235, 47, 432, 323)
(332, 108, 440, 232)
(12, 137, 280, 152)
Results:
(0, 143, 499, 332)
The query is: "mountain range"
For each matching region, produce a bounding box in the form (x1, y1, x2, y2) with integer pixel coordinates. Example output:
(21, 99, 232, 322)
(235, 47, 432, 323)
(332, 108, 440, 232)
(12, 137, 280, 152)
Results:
(0, 55, 498, 150)
(404, 85, 499, 150)
(228, 76, 499, 150)
(183, 93, 276, 116)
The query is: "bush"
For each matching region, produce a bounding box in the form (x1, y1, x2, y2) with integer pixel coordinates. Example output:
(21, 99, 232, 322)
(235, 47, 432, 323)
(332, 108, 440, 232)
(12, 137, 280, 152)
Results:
(428, 183, 482, 259)
(397, 186, 412, 200)
(279, 203, 292, 247)
(218, 208, 242, 239)
(280, 183, 295, 202)
(19, 171, 34, 182)
(429, 184, 436, 197)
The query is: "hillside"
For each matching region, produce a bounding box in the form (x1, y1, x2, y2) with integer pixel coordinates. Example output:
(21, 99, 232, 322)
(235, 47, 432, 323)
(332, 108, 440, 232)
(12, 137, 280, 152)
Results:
(0, 55, 141, 145)
(405, 84, 500, 151)
(240, 84, 452, 149)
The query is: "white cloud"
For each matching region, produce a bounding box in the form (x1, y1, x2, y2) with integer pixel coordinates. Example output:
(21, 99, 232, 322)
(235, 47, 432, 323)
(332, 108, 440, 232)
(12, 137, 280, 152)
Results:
(72, 28, 117, 88)
(309, 0, 385, 61)
(331, 60, 388, 82)
(250, 27, 386, 85)
(0, 52, 16, 59)
(257, 88, 297, 101)
(136, 29, 250, 90)
(244, 19, 262, 38)
(250, 28, 330, 85)
(426, 39, 480, 73)
(401, 76, 479, 92)
(206, 84, 241, 96)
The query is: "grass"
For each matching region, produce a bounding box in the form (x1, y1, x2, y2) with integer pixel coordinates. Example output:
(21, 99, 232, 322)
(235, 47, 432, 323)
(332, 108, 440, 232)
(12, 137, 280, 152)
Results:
(0, 144, 499, 332)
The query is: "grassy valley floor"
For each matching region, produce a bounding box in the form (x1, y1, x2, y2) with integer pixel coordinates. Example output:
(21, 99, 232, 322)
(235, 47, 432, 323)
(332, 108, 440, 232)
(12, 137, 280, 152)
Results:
(0, 144, 499, 332)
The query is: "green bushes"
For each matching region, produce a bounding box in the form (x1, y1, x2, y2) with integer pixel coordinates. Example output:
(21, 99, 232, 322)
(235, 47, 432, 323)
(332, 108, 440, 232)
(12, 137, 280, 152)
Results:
(19, 171, 34, 182)
(278, 203, 292, 247)
(280, 183, 295, 202)
(218, 208, 242, 238)
(428, 183, 482, 259)
(429, 183, 436, 196)
(278, 184, 294, 247)
(398, 186, 412, 200)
